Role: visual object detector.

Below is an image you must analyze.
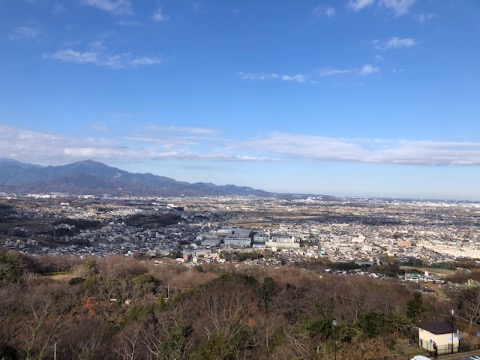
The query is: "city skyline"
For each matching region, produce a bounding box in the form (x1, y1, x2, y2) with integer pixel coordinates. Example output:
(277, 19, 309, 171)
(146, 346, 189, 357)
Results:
(1, 0, 479, 200)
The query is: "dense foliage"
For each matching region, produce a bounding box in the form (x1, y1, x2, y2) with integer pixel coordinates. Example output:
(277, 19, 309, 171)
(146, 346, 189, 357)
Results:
(0, 247, 474, 360)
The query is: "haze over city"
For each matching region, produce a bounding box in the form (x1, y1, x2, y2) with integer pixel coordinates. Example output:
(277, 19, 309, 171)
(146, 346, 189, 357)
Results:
(1, 0, 479, 200)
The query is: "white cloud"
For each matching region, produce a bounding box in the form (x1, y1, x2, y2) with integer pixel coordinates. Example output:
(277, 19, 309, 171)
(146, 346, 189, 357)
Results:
(44, 46, 161, 69)
(129, 56, 162, 66)
(313, 5, 336, 18)
(246, 132, 480, 166)
(319, 67, 352, 77)
(347, 0, 375, 12)
(3, 125, 480, 167)
(144, 125, 219, 136)
(46, 49, 99, 64)
(239, 72, 309, 83)
(380, 0, 416, 16)
(9, 26, 41, 42)
(117, 19, 141, 26)
(358, 64, 379, 75)
(241, 64, 380, 82)
(0, 125, 268, 163)
(152, 8, 169, 22)
(149, 153, 271, 162)
(82, 0, 133, 16)
(281, 74, 309, 83)
(375, 37, 417, 50)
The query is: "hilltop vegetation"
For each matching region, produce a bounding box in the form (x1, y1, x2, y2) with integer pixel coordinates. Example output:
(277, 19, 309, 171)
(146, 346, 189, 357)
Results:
(4, 248, 477, 359)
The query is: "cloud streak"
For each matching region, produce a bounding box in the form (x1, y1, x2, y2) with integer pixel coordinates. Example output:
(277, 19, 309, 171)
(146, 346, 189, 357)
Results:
(347, 0, 416, 16)
(2, 126, 480, 167)
(82, 0, 133, 16)
(240, 64, 378, 83)
(348, 0, 375, 12)
(374, 37, 417, 50)
(247, 133, 480, 166)
(380, 0, 416, 16)
(313, 5, 336, 18)
(239, 72, 309, 83)
(44, 45, 162, 69)
(9, 26, 41, 42)
(152, 8, 169, 22)
(358, 64, 379, 75)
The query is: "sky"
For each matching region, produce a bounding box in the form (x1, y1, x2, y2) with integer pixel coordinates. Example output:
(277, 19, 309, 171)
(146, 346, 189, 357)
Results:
(1, 0, 480, 200)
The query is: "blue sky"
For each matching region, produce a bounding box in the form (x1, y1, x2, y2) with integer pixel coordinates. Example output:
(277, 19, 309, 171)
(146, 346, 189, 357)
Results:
(1, 0, 480, 200)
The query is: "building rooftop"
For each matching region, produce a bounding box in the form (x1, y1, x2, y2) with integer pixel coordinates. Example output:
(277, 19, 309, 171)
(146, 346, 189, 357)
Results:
(418, 322, 457, 334)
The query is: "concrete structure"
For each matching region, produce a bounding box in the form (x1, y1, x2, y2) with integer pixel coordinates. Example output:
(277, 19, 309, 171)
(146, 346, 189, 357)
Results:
(224, 237, 252, 248)
(201, 238, 221, 246)
(265, 240, 300, 249)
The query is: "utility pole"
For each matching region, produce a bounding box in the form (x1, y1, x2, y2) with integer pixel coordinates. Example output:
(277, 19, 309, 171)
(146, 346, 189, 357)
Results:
(332, 320, 337, 360)
(451, 309, 455, 354)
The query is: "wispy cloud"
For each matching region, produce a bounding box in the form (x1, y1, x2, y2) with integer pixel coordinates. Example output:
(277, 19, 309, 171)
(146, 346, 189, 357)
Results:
(129, 56, 163, 66)
(9, 26, 41, 42)
(319, 65, 377, 77)
(2, 125, 480, 166)
(374, 37, 417, 50)
(44, 43, 162, 69)
(152, 8, 169, 22)
(347, 0, 416, 16)
(246, 132, 480, 166)
(0, 125, 269, 164)
(347, 0, 375, 12)
(125, 125, 221, 152)
(241, 65, 377, 83)
(117, 19, 141, 26)
(380, 0, 416, 16)
(143, 125, 219, 136)
(239, 72, 309, 83)
(358, 64, 379, 75)
(319, 67, 352, 77)
(82, 0, 133, 16)
(313, 5, 336, 18)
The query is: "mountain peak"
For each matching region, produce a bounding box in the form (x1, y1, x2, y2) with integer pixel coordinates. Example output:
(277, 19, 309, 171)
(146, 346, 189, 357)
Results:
(0, 159, 273, 197)
(68, 159, 109, 167)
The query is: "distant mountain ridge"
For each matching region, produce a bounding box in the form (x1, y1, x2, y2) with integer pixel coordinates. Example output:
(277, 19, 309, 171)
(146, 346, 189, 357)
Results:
(0, 159, 272, 197)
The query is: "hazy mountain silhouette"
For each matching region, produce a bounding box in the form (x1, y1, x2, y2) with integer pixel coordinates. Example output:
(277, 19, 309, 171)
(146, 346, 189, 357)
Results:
(0, 159, 272, 197)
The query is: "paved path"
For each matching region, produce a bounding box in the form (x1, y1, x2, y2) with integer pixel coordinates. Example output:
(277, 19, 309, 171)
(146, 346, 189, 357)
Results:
(438, 350, 480, 360)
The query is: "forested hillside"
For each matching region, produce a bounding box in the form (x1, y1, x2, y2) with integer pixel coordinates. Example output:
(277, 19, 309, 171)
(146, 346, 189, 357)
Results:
(1, 247, 478, 359)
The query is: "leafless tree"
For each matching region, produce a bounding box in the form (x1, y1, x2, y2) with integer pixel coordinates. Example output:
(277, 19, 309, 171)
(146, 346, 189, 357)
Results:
(456, 286, 480, 332)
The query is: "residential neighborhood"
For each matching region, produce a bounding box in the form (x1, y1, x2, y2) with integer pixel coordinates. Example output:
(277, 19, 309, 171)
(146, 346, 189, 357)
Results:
(2, 194, 479, 268)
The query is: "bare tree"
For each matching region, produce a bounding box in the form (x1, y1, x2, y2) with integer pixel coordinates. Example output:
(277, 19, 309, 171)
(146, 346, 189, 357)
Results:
(57, 317, 110, 360)
(113, 322, 146, 360)
(16, 279, 65, 360)
(456, 286, 480, 332)
(0, 283, 25, 356)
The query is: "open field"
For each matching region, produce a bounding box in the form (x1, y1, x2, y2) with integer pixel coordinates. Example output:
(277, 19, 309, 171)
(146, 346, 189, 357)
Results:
(400, 266, 455, 277)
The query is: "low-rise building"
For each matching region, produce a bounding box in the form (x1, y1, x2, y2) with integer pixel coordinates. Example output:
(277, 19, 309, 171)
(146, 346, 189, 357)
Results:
(417, 322, 459, 355)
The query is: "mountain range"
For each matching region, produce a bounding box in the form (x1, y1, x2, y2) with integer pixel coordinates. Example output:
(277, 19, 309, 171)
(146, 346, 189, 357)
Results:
(0, 158, 274, 197)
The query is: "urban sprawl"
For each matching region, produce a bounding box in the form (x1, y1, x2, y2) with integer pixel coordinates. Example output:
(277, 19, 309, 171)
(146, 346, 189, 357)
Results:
(2, 194, 480, 276)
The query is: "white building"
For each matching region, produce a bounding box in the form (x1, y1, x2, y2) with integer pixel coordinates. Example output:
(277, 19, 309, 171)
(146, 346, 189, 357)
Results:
(418, 322, 459, 355)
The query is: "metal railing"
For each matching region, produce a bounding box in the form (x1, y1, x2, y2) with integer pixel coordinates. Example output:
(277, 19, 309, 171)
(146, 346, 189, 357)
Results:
(368, 341, 480, 360)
